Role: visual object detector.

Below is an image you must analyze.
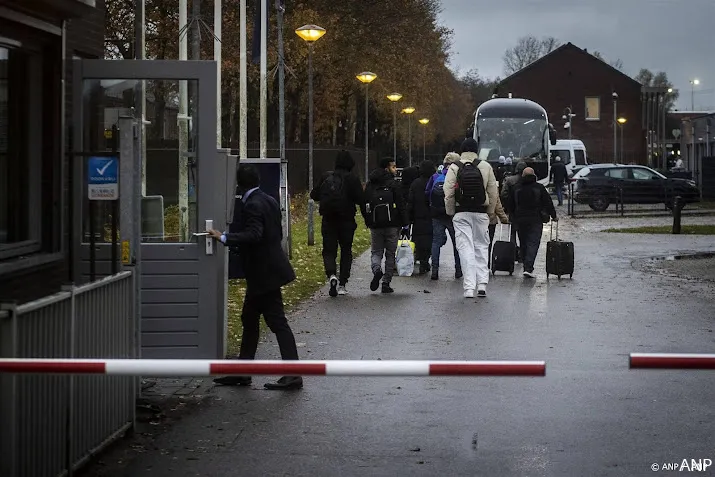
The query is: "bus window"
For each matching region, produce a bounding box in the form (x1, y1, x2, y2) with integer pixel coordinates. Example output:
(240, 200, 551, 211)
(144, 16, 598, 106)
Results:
(551, 150, 571, 164)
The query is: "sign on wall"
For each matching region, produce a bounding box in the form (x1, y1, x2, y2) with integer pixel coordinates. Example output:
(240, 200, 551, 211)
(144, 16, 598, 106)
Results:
(87, 156, 119, 200)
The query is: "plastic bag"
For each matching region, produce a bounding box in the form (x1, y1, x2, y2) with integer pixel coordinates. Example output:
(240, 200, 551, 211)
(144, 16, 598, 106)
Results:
(396, 240, 415, 277)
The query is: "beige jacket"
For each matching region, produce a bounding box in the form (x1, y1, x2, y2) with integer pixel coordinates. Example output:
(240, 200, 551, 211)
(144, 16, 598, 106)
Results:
(489, 195, 509, 225)
(444, 151, 498, 216)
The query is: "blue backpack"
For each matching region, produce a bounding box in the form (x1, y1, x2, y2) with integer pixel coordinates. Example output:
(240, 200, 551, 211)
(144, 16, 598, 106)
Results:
(428, 173, 447, 215)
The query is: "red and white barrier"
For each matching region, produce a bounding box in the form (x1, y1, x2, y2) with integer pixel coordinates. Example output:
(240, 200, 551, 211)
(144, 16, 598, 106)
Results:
(630, 353, 715, 369)
(0, 359, 546, 377)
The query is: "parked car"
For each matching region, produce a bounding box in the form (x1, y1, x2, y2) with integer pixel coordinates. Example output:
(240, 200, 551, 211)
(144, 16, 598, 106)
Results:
(572, 164, 700, 211)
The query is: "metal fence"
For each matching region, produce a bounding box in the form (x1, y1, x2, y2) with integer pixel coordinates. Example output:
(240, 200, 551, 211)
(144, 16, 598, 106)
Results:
(0, 271, 136, 477)
(565, 183, 708, 218)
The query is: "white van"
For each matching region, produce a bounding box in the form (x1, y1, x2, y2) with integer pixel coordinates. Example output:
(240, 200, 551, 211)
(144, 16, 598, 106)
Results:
(550, 139, 588, 177)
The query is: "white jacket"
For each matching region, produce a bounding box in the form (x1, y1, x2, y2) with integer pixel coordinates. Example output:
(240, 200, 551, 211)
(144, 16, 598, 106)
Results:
(444, 151, 498, 216)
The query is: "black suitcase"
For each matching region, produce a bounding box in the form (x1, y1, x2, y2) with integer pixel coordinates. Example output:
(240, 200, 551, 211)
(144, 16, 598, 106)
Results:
(491, 224, 515, 275)
(546, 221, 574, 279)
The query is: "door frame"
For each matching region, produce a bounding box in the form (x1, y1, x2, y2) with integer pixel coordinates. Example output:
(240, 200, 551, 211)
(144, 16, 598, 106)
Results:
(72, 59, 225, 357)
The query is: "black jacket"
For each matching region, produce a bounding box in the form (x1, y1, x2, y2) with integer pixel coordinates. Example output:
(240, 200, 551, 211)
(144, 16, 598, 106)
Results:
(408, 176, 433, 238)
(364, 168, 408, 228)
(310, 169, 365, 221)
(223, 189, 296, 295)
(550, 162, 568, 185)
(507, 175, 557, 225)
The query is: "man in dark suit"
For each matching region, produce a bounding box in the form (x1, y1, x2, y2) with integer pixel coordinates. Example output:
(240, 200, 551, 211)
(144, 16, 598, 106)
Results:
(208, 164, 303, 390)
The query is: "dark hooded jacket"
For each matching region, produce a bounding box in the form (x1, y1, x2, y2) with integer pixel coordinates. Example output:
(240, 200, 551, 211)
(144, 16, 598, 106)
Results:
(507, 173, 557, 225)
(310, 151, 366, 221)
(400, 166, 420, 204)
(364, 168, 408, 229)
(408, 161, 436, 245)
(500, 160, 528, 216)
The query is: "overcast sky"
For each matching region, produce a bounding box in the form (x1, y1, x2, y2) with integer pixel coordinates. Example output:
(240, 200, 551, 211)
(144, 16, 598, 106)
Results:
(438, 0, 715, 112)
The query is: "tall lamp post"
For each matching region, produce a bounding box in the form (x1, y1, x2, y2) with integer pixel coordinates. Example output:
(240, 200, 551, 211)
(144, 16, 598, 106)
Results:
(617, 117, 627, 163)
(356, 72, 377, 182)
(386, 93, 403, 163)
(402, 106, 415, 166)
(690, 78, 700, 110)
(418, 118, 429, 161)
(612, 92, 618, 164)
(296, 24, 326, 246)
(562, 106, 575, 140)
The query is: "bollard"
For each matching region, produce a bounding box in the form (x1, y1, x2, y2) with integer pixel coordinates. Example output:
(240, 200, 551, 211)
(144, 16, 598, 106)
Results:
(672, 196, 683, 234)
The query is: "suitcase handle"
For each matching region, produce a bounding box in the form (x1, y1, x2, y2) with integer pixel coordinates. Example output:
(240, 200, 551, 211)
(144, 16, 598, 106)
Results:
(498, 222, 511, 241)
(550, 220, 559, 241)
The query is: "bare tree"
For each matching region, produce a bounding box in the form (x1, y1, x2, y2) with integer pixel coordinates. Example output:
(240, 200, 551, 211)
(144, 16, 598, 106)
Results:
(592, 50, 624, 71)
(636, 68, 679, 110)
(502, 35, 561, 75)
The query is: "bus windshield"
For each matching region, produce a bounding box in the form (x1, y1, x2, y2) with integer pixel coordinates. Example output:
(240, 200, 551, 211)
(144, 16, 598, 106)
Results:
(476, 117, 548, 163)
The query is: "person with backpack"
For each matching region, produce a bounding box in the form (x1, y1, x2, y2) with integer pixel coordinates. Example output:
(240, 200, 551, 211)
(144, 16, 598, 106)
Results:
(425, 152, 462, 281)
(310, 150, 366, 297)
(364, 157, 408, 293)
(408, 160, 436, 275)
(505, 167, 557, 278)
(500, 160, 528, 262)
(444, 138, 498, 298)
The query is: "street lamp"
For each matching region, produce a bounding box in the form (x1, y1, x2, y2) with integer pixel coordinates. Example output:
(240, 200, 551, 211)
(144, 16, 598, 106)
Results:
(418, 118, 429, 161)
(612, 92, 618, 164)
(617, 117, 627, 163)
(296, 24, 326, 246)
(690, 79, 700, 110)
(402, 106, 415, 166)
(562, 106, 575, 140)
(386, 93, 402, 163)
(356, 71, 377, 182)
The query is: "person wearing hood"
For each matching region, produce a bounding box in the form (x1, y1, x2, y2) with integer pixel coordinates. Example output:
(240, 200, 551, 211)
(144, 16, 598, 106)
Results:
(500, 160, 528, 260)
(444, 138, 498, 298)
(400, 165, 420, 204)
(425, 152, 462, 280)
(310, 150, 367, 297)
(505, 167, 557, 278)
(408, 160, 436, 274)
(364, 157, 409, 293)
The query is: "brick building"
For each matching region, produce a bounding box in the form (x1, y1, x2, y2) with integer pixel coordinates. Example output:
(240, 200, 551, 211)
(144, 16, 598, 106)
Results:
(497, 42, 646, 164)
(0, 0, 106, 304)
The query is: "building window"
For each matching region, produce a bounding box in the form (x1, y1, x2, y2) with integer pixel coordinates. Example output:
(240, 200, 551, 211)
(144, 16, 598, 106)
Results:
(0, 39, 43, 260)
(585, 96, 600, 121)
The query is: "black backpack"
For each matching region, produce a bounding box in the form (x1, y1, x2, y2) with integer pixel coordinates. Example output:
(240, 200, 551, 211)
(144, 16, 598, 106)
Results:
(455, 160, 486, 211)
(368, 185, 396, 227)
(319, 172, 344, 214)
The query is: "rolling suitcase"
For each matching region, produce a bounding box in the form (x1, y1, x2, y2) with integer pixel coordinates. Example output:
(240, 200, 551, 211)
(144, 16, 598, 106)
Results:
(546, 221, 574, 279)
(491, 223, 515, 276)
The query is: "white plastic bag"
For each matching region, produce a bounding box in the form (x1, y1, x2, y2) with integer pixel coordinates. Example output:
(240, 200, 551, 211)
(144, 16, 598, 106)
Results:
(396, 241, 415, 277)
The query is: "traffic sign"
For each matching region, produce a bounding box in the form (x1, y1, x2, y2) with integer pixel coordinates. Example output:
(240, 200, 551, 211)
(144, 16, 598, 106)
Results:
(87, 156, 118, 200)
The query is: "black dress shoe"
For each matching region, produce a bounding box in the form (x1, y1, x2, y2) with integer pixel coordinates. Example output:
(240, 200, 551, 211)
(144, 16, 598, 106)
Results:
(264, 376, 303, 390)
(213, 375, 252, 386)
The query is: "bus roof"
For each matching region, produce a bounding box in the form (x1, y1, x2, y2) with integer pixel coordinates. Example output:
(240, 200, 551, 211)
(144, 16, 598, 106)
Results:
(476, 98, 547, 120)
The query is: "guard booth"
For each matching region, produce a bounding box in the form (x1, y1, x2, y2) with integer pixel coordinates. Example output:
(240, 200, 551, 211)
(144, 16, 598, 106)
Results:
(72, 60, 236, 359)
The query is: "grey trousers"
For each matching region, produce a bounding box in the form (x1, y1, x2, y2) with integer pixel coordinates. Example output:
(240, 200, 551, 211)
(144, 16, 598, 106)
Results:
(370, 227, 400, 284)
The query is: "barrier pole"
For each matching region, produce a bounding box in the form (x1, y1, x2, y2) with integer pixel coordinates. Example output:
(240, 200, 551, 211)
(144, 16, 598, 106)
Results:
(630, 353, 715, 369)
(0, 359, 546, 377)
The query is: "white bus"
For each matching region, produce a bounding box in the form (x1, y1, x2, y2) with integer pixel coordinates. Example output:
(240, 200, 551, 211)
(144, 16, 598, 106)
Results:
(470, 97, 557, 185)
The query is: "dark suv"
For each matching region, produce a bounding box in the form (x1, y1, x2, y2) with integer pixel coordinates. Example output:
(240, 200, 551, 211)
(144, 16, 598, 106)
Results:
(572, 164, 700, 211)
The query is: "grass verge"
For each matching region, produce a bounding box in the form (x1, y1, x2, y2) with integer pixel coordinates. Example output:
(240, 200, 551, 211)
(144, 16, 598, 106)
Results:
(226, 193, 371, 355)
(603, 225, 715, 235)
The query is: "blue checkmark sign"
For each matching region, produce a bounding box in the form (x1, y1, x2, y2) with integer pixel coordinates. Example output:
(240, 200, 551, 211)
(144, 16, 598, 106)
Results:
(88, 156, 119, 200)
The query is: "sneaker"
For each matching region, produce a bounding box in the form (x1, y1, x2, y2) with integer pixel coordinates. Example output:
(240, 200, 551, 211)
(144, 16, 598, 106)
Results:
(337, 285, 347, 295)
(464, 289, 474, 298)
(477, 283, 487, 298)
(328, 275, 338, 297)
(381, 283, 394, 294)
(523, 271, 535, 279)
(370, 270, 384, 291)
(431, 270, 439, 280)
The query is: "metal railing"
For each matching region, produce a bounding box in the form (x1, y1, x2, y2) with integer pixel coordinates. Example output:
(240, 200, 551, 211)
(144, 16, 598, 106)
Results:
(0, 271, 136, 477)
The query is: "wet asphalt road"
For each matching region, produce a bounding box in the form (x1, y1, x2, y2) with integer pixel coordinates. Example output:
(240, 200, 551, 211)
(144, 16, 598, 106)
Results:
(93, 217, 715, 477)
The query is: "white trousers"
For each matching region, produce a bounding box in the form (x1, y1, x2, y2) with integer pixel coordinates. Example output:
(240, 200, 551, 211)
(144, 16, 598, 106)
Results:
(453, 211, 491, 291)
